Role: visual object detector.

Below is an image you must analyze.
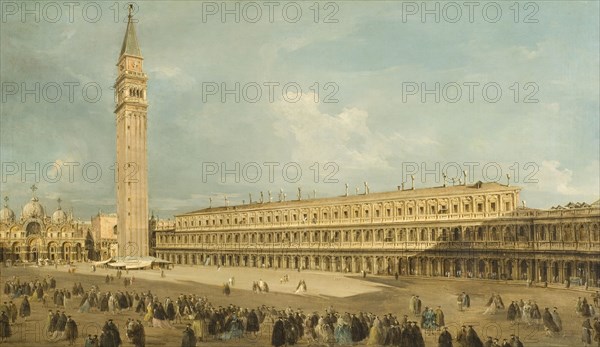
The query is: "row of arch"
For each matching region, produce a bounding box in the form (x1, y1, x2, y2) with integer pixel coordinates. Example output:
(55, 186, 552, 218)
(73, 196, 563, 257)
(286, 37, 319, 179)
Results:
(0, 240, 85, 263)
(159, 223, 600, 246)
(156, 251, 600, 285)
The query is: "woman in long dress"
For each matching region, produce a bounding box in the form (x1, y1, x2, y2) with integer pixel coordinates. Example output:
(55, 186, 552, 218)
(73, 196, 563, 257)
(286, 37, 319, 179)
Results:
(78, 298, 90, 313)
(220, 315, 244, 340)
(152, 303, 173, 329)
(483, 301, 498, 315)
(191, 311, 207, 341)
(334, 317, 353, 345)
(367, 318, 383, 346)
(316, 318, 334, 344)
(143, 303, 154, 326)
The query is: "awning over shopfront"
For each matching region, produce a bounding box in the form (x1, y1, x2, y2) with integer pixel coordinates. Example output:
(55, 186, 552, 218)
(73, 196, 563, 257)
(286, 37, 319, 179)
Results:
(100, 256, 172, 269)
(125, 261, 153, 269)
(108, 262, 126, 267)
(94, 258, 113, 266)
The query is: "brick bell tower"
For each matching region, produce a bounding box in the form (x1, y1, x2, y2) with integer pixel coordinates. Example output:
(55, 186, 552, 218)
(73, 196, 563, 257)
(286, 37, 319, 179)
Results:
(114, 5, 149, 257)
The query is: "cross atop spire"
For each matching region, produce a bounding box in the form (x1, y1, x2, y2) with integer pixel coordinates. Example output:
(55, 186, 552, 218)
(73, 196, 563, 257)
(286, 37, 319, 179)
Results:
(120, 4, 142, 58)
(57, 197, 62, 209)
(30, 184, 38, 196)
(3, 196, 8, 207)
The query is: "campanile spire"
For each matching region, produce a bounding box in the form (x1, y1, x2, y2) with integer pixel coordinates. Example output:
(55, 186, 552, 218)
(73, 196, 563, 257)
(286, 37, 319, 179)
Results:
(114, 5, 149, 257)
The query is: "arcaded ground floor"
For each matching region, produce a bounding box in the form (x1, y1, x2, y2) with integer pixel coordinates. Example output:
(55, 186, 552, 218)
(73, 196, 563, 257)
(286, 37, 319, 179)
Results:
(1, 263, 598, 346)
(156, 250, 600, 287)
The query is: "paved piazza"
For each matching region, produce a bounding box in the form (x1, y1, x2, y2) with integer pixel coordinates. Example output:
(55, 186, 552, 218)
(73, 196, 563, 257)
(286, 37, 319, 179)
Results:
(0, 264, 596, 346)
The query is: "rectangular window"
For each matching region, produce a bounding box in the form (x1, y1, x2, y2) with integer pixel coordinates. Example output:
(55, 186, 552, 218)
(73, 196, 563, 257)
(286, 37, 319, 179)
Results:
(408, 207, 413, 215)
(386, 209, 391, 217)
(430, 206, 436, 214)
(491, 202, 496, 212)
(453, 204, 458, 213)
(464, 204, 470, 212)
(419, 207, 424, 214)
(477, 203, 483, 212)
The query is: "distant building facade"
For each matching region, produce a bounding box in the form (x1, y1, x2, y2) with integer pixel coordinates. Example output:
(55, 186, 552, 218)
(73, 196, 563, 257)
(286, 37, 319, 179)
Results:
(154, 182, 600, 286)
(0, 187, 93, 263)
(91, 213, 118, 260)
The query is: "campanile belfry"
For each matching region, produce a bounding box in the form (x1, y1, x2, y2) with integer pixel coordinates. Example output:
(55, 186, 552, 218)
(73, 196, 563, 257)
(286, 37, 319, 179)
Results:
(114, 5, 149, 257)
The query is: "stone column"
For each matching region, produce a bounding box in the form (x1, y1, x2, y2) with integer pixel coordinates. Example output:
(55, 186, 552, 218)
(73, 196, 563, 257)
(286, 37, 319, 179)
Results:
(372, 256, 378, 274)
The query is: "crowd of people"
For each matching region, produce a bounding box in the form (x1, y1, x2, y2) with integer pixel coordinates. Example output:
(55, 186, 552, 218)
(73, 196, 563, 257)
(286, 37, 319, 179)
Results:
(1, 269, 600, 347)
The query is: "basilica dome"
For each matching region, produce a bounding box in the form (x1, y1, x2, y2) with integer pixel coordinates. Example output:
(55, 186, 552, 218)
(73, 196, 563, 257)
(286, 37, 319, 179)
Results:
(0, 204, 15, 223)
(52, 207, 67, 224)
(22, 197, 45, 219)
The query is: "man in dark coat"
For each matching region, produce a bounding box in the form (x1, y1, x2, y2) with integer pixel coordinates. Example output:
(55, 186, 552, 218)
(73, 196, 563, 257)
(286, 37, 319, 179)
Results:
(271, 317, 286, 347)
(0, 311, 11, 342)
(166, 300, 176, 321)
(49, 311, 59, 334)
(284, 315, 298, 345)
(65, 316, 78, 345)
(246, 309, 260, 335)
(438, 327, 453, 347)
(181, 324, 196, 347)
(19, 296, 31, 319)
(466, 325, 483, 347)
(100, 328, 116, 347)
(507, 302, 517, 321)
(456, 325, 468, 347)
(511, 335, 524, 347)
(542, 307, 559, 333)
(104, 319, 122, 347)
(413, 322, 426, 347)
(350, 313, 363, 342)
(132, 320, 145, 347)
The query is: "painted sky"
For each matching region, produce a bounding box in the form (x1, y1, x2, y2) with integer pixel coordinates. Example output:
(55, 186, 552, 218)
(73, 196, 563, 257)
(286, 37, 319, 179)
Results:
(1, 1, 598, 220)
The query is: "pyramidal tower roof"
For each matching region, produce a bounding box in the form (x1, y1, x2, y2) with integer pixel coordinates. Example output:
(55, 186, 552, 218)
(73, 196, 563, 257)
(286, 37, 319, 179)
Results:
(120, 6, 142, 58)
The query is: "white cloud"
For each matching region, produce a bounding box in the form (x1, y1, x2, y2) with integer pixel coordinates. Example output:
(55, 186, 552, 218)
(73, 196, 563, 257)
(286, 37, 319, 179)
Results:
(150, 65, 196, 89)
(271, 93, 440, 170)
(534, 160, 579, 195)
